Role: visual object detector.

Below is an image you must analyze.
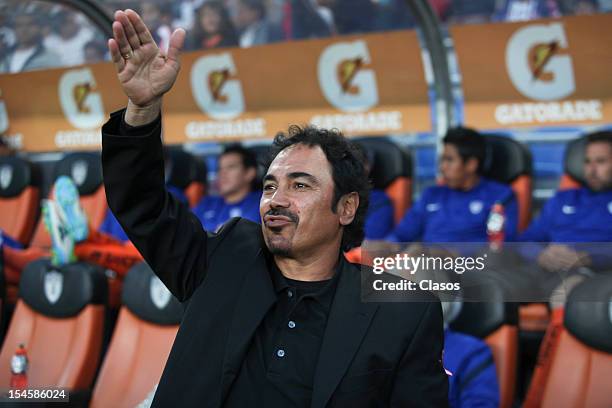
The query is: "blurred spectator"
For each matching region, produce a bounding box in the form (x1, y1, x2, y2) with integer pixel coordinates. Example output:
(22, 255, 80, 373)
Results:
(0, 10, 60, 73)
(43, 11, 95, 66)
(597, 0, 612, 11)
(493, 0, 561, 22)
(0, 13, 16, 59)
(187, 1, 239, 50)
(376, 0, 416, 31)
(173, 0, 206, 31)
(329, 0, 378, 34)
(84, 40, 108, 64)
(140, 1, 173, 52)
(446, 0, 496, 24)
(290, 0, 334, 39)
(235, 0, 283, 47)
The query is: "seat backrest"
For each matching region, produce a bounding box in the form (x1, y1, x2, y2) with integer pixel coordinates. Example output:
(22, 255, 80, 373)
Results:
(354, 137, 413, 223)
(168, 149, 208, 208)
(90, 262, 183, 408)
(30, 152, 106, 248)
(450, 272, 519, 408)
(0, 259, 107, 389)
(541, 275, 612, 408)
(0, 156, 40, 245)
(558, 137, 586, 190)
(482, 134, 533, 232)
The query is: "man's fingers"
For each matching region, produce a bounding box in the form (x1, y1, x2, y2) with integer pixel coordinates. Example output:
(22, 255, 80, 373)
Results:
(112, 20, 132, 57)
(117, 10, 141, 50)
(108, 38, 126, 72)
(167, 28, 186, 63)
(125, 9, 155, 45)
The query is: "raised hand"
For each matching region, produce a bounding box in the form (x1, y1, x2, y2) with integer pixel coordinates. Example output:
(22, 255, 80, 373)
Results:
(108, 9, 185, 123)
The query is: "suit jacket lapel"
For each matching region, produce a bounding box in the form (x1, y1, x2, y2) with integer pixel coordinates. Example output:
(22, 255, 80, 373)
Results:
(220, 248, 276, 401)
(311, 259, 379, 408)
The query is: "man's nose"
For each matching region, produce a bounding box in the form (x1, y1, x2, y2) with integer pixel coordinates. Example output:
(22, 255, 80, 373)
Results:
(269, 187, 290, 208)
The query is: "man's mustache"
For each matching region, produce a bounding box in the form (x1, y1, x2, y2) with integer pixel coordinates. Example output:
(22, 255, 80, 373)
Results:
(264, 208, 299, 224)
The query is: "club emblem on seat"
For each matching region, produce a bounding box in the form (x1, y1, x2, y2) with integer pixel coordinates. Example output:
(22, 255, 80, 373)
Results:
(71, 160, 88, 187)
(0, 165, 12, 190)
(44, 270, 63, 304)
(150, 276, 171, 310)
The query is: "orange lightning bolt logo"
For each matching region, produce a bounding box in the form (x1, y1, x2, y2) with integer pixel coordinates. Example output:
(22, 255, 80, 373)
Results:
(337, 57, 363, 94)
(73, 83, 93, 113)
(208, 69, 231, 103)
(531, 41, 559, 81)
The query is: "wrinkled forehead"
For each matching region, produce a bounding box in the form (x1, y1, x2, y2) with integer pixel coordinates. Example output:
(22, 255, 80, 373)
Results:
(266, 144, 333, 182)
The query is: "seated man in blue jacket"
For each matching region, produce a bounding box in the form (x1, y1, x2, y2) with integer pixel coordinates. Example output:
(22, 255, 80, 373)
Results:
(193, 144, 261, 232)
(387, 126, 518, 244)
(520, 131, 612, 299)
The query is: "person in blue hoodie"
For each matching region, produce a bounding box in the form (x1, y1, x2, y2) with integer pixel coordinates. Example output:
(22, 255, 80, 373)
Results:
(520, 131, 612, 299)
(387, 126, 518, 244)
(193, 144, 261, 232)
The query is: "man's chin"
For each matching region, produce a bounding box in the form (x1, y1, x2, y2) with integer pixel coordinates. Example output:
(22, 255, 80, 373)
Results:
(265, 235, 293, 257)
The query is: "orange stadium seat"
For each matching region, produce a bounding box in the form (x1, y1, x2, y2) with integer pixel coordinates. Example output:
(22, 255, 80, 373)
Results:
(0, 259, 107, 392)
(0, 156, 40, 246)
(540, 275, 612, 408)
(90, 262, 182, 408)
(451, 271, 520, 408)
(355, 137, 413, 224)
(482, 134, 533, 233)
(3, 152, 107, 303)
(168, 149, 208, 208)
(558, 136, 585, 190)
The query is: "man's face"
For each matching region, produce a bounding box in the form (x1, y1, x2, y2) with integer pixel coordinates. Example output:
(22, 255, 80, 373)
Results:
(14, 16, 40, 47)
(260, 144, 351, 257)
(584, 141, 612, 191)
(439, 144, 477, 189)
(217, 152, 253, 197)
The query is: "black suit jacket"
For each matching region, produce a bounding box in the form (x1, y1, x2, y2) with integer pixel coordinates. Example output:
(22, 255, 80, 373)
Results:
(101, 110, 449, 407)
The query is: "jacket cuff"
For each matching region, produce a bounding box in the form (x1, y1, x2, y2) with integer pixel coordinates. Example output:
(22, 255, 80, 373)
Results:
(102, 108, 161, 138)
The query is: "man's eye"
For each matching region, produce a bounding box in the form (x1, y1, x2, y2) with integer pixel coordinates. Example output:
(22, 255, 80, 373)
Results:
(264, 184, 276, 191)
(294, 183, 307, 189)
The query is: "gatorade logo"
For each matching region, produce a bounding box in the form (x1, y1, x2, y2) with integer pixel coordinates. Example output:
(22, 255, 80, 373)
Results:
(0, 89, 8, 134)
(58, 68, 105, 129)
(506, 22, 575, 101)
(191, 53, 245, 120)
(318, 40, 379, 112)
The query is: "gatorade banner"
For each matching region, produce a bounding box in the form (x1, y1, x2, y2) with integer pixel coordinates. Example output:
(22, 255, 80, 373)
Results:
(451, 14, 612, 129)
(0, 30, 429, 152)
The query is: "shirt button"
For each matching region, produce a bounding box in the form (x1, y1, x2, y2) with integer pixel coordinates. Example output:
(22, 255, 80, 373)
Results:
(277, 349, 285, 358)
(287, 290, 293, 298)
(288, 320, 296, 329)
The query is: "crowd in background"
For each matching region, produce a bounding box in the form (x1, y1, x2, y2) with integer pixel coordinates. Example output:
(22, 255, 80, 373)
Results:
(0, 0, 610, 73)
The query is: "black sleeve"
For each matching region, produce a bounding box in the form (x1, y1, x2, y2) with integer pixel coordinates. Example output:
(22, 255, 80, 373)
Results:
(390, 301, 450, 407)
(101, 109, 218, 302)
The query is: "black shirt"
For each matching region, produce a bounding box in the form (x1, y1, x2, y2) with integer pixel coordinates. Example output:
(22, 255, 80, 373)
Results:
(224, 261, 340, 407)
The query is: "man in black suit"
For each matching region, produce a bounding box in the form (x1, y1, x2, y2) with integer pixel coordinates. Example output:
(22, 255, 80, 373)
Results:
(103, 9, 448, 407)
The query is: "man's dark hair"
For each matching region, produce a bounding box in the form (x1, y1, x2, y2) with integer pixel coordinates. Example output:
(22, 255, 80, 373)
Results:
(586, 130, 612, 148)
(266, 125, 370, 251)
(222, 144, 258, 170)
(443, 126, 486, 174)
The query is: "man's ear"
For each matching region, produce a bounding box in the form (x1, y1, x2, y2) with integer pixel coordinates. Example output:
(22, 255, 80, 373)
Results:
(466, 157, 479, 175)
(246, 167, 257, 183)
(337, 192, 359, 226)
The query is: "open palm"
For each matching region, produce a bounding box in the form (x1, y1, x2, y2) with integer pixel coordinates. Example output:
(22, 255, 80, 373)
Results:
(108, 9, 186, 107)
